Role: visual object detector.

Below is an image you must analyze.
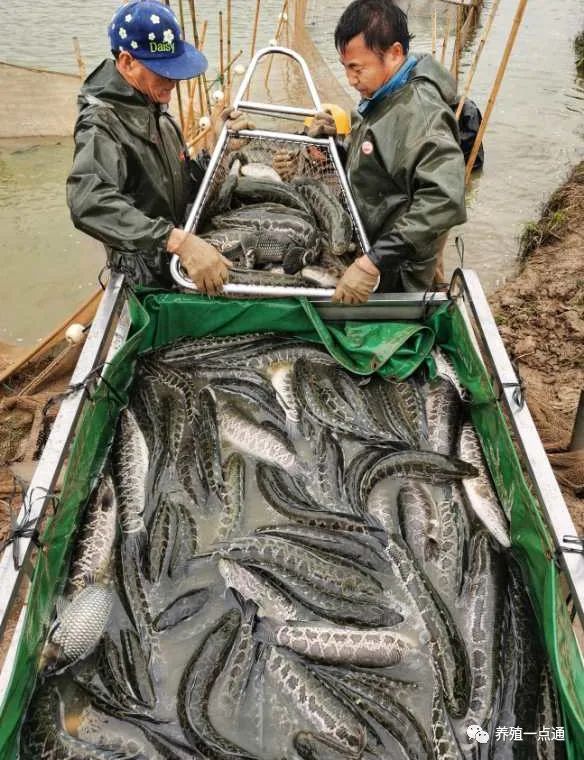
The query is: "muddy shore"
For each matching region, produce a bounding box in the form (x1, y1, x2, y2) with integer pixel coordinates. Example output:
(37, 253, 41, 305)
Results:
(489, 161, 584, 533)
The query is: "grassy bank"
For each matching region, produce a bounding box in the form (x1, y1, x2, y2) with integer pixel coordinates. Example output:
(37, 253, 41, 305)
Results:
(490, 160, 584, 531)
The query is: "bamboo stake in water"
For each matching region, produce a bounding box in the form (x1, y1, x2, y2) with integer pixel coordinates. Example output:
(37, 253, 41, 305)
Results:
(440, 6, 451, 65)
(219, 10, 225, 90)
(432, 7, 437, 58)
(465, 0, 528, 184)
(72, 37, 86, 81)
(177, 0, 193, 99)
(450, 5, 463, 80)
(226, 0, 232, 100)
(250, 0, 262, 59)
(456, 0, 501, 120)
(187, 0, 210, 114)
(264, 0, 289, 87)
(163, 0, 185, 130)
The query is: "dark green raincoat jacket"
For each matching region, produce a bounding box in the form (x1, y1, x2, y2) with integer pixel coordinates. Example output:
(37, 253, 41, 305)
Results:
(346, 54, 466, 292)
(67, 60, 195, 286)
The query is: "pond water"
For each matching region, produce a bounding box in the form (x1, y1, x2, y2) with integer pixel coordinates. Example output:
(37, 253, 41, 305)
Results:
(0, 0, 582, 344)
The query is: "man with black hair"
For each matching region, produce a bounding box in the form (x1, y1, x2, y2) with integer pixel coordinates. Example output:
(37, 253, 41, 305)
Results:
(305, 0, 467, 303)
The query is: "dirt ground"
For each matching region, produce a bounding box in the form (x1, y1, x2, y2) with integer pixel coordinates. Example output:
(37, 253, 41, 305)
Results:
(489, 161, 584, 533)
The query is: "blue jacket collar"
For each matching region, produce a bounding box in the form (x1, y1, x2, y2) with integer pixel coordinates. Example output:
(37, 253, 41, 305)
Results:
(357, 54, 418, 116)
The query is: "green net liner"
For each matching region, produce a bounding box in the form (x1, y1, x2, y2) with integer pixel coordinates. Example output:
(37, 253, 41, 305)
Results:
(0, 292, 582, 758)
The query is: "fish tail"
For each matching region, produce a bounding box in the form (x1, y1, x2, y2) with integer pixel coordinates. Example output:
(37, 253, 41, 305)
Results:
(254, 617, 278, 645)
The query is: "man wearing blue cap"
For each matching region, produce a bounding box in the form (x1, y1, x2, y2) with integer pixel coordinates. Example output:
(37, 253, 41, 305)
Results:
(67, 0, 231, 293)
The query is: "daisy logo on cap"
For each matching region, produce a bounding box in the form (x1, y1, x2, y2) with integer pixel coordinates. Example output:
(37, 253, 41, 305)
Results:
(108, 0, 208, 80)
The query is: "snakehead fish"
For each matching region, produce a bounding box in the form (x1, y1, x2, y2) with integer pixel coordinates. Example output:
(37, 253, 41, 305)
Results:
(233, 175, 313, 216)
(490, 561, 542, 760)
(458, 422, 511, 548)
(292, 177, 354, 256)
(293, 731, 361, 760)
(398, 481, 442, 567)
(312, 663, 433, 760)
(218, 400, 304, 475)
(367, 375, 428, 449)
(197, 386, 227, 503)
(218, 558, 302, 621)
(255, 619, 418, 667)
(425, 377, 462, 457)
(256, 462, 383, 535)
(254, 524, 388, 572)
(216, 533, 383, 602)
(40, 583, 114, 674)
(112, 408, 149, 553)
(264, 648, 366, 754)
(153, 587, 210, 632)
(359, 450, 478, 511)
(19, 682, 145, 760)
(216, 453, 245, 542)
(383, 534, 471, 719)
(66, 474, 118, 596)
(455, 531, 506, 753)
(177, 609, 258, 759)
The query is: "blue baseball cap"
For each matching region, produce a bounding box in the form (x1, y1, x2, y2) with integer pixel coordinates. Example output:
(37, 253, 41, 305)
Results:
(109, 0, 208, 80)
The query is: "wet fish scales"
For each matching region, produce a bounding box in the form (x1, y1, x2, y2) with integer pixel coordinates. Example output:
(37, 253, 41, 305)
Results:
(19, 683, 145, 760)
(177, 609, 257, 758)
(66, 474, 118, 596)
(292, 177, 354, 256)
(257, 620, 416, 667)
(360, 450, 478, 510)
(265, 648, 366, 754)
(154, 588, 210, 632)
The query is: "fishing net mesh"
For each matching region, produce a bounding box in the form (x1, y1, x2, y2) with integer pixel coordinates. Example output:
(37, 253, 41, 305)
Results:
(0, 292, 583, 758)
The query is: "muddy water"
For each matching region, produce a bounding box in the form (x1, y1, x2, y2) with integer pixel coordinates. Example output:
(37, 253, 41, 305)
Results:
(0, 0, 582, 344)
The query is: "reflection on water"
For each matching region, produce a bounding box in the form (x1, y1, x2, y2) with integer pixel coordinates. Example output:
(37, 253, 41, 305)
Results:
(0, 0, 583, 344)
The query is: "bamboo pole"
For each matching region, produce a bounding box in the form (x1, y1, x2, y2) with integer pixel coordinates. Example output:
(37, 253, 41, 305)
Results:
(450, 5, 463, 80)
(440, 7, 451, 65)
(226, 0, 232, 100)
(187, 0, 211, 114)
(250, 0, 262, 59)
(200, 19, 208, 49)
(219, 10, 225, 90)
(465, 0, 528, 184)
(432, 7, 437, 58)
(163, 1, 185, 130)
(456, 0, 501, 119)
(177, 0, 193, 100)
(72, 37, 86, 81)
(264, 0, 289, 87)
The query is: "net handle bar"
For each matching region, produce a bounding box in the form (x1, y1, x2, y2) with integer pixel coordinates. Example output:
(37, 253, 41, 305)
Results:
(232, 46, 323, 115)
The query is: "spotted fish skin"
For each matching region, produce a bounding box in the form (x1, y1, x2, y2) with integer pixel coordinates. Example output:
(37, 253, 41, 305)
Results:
(455, 531, 506, 752)
(264, 648, 366, 754)
(19, 683, 145, 760)
(293, 731, 360, 760)
(112, 408, 149, 547)
(292, 177, 354, 256)
(66, 475, 118, 596)
(217, 533, 383, 603)
(458, 422, 511, 548)
(383, 535, 471, 719)
(218, 559, 302, 622)
(177, 609, 257, 759)
(256, 620, 417, 667)
(218, 400, 303, 475)
(360, 450, 478, 511)
(398, 481, 442, 567)
(216, 453, 245, 542)
(313, 664, 433, 760)
(425, 377, 462, 457)
(40, 584, 114, 674)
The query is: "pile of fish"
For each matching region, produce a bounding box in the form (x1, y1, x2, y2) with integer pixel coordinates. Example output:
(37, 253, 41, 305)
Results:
(22, 335, 563, 759)
(197, 144, 357, 288)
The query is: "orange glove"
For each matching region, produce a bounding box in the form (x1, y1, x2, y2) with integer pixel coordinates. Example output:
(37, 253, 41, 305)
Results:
(332, 259, 379, 304)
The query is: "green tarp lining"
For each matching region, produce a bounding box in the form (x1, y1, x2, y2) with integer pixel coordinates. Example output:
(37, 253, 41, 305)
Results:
(0, 291, 582, 759)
